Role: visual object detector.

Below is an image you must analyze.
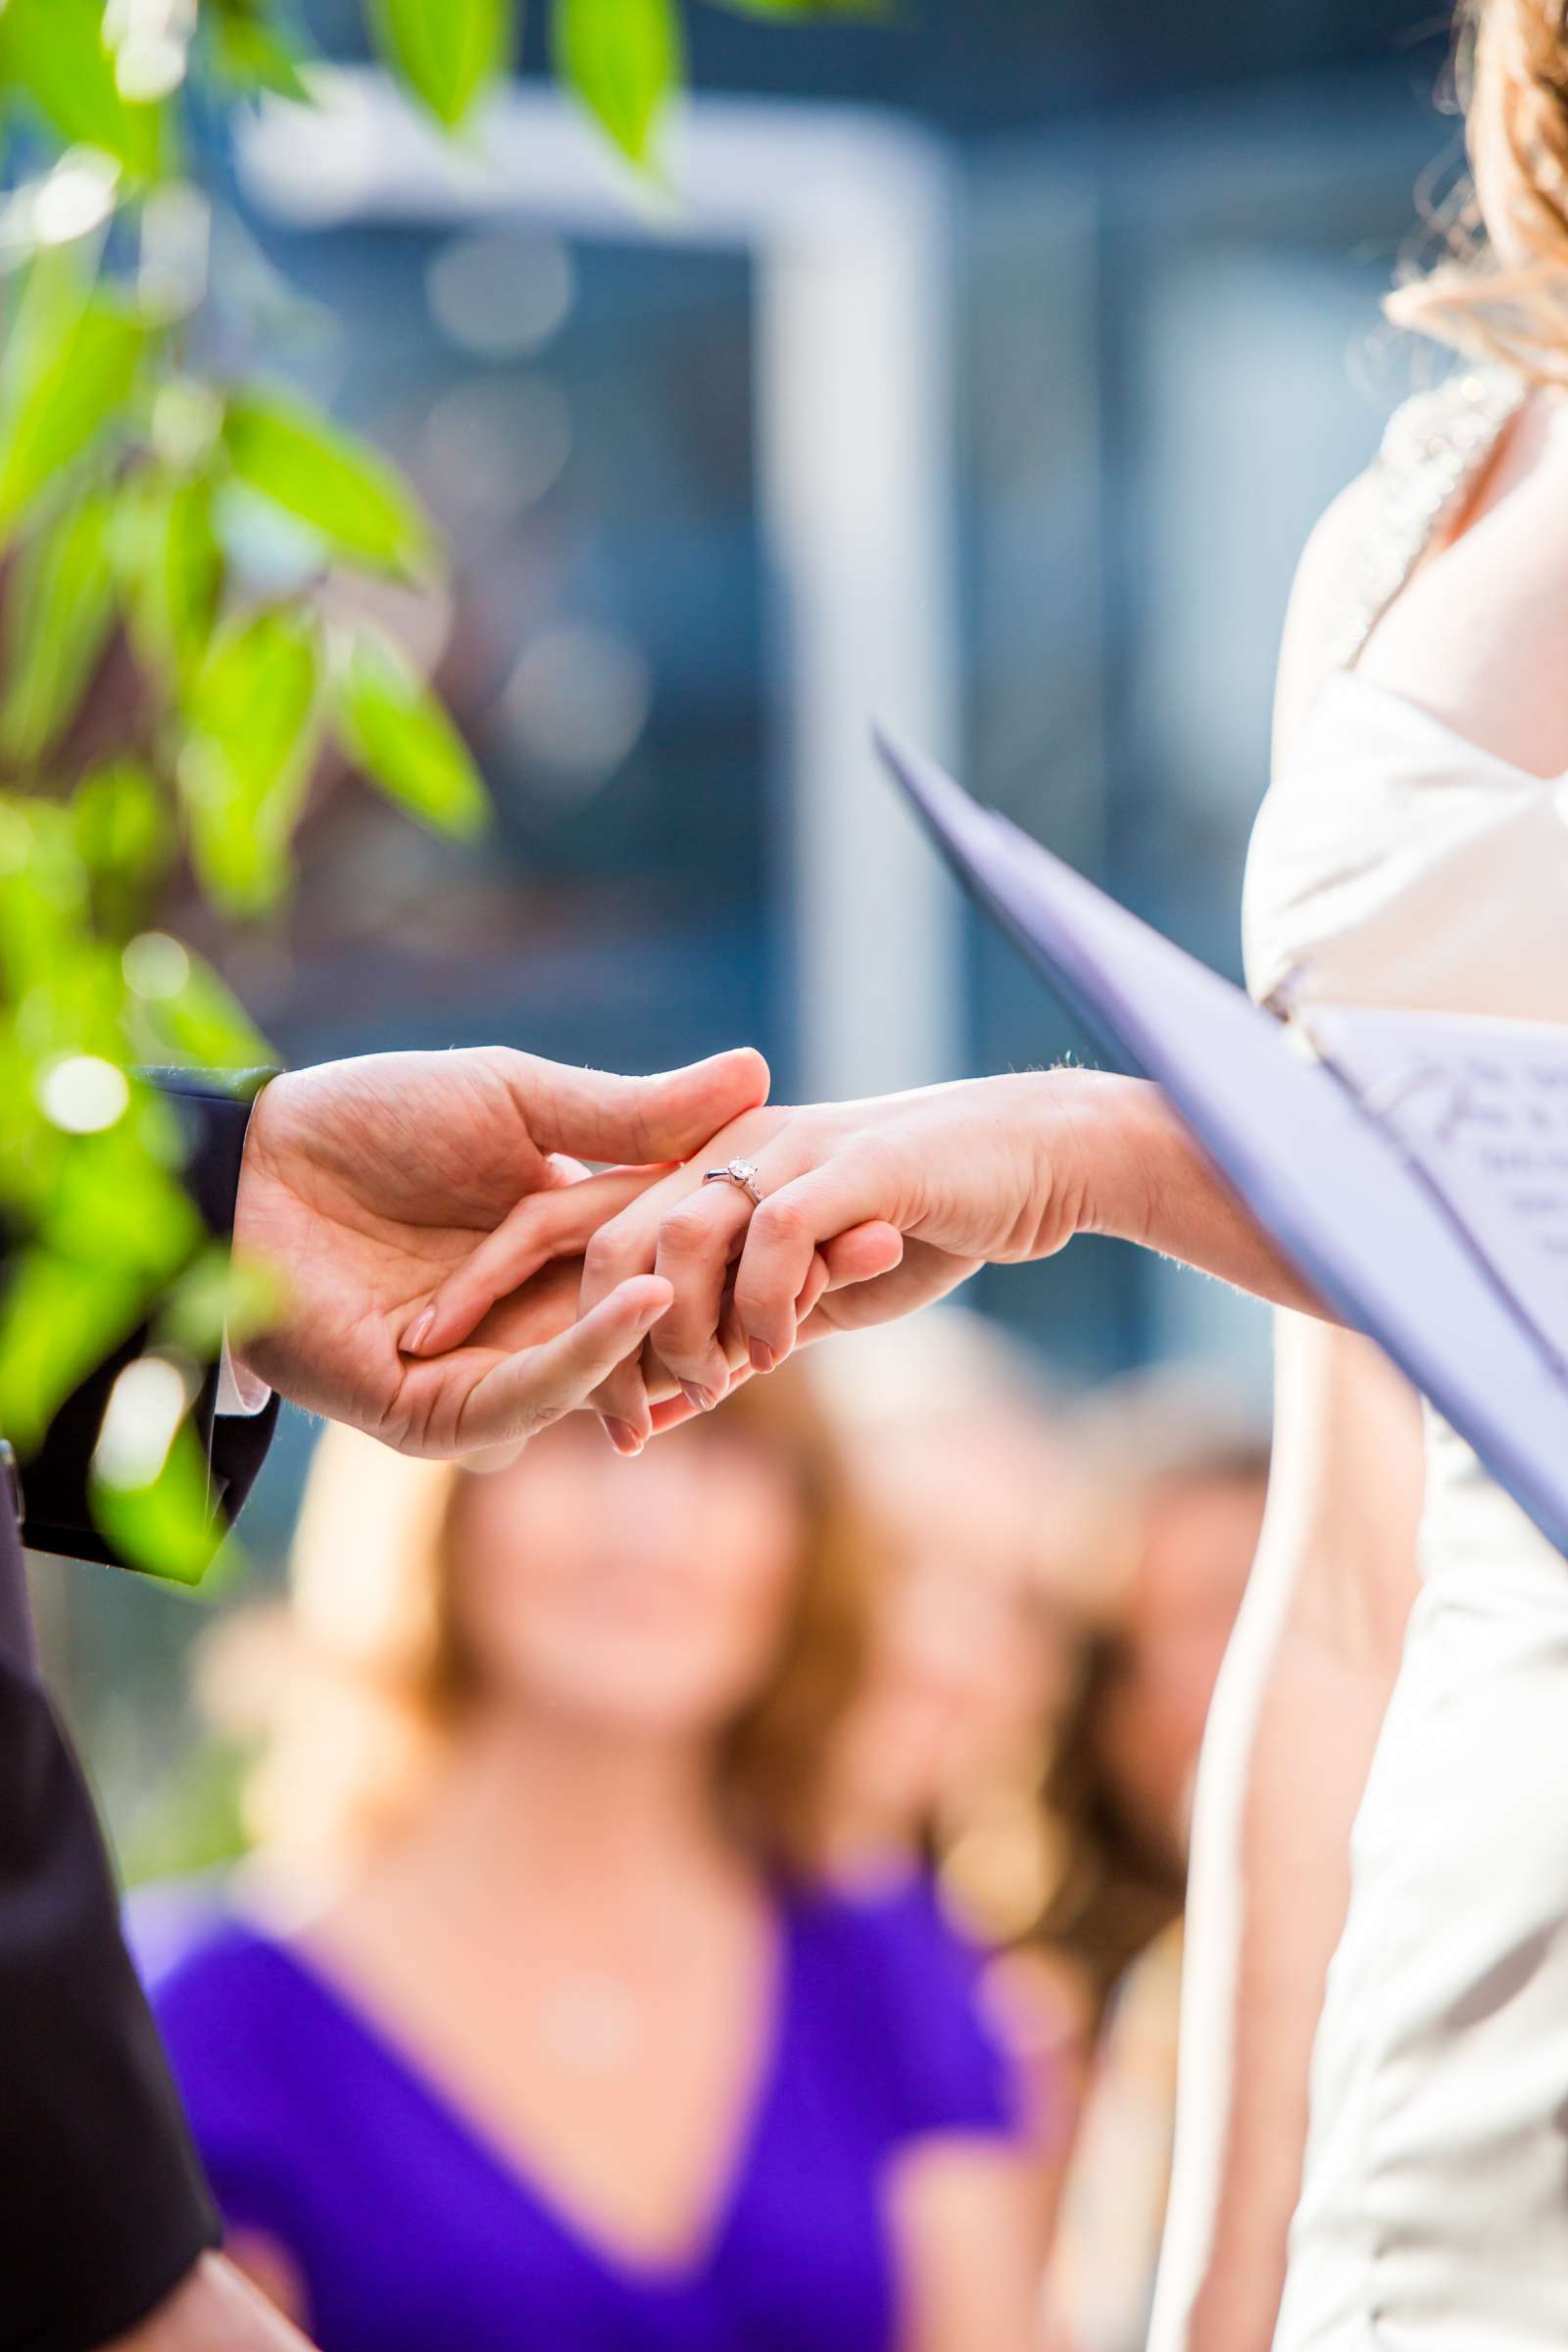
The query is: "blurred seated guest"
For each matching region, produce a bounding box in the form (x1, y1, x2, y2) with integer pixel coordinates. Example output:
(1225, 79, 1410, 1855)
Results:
(1037, 1377, 1269, 2352)
(1041, 1921, 1183, 2352)
(811, 1311, 1104, 2251)
(143, 1362, 1040, 2352)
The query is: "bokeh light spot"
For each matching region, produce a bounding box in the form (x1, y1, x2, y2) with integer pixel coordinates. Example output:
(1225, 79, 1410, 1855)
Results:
(37, 1054, 131, 1135)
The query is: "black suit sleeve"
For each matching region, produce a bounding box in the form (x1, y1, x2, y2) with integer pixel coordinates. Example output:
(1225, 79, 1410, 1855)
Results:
(21, 1073, 281, 1571)
(1, 1070, 283, 2348)
(0, 1646, 220, 2352)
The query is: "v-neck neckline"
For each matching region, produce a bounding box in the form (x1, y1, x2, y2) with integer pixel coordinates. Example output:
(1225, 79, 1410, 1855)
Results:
(241, 1902, 802, 2296)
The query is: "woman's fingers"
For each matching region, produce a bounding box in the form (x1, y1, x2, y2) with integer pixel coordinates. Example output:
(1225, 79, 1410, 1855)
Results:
(649, 1179, 759, 1400)
(451, 1277, 673, 1453)
(818, 1221, 906, 1292)
(639, 1183, 901, 1394)
(731, 1146, 896, 1367)
(798, 1238, 978, 1346)
(404, 1165, 663, 1358)
(646, 1358, 758, 1438)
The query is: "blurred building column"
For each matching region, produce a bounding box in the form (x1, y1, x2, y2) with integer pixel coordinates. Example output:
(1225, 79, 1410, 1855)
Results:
(752, 128, 964, 1099)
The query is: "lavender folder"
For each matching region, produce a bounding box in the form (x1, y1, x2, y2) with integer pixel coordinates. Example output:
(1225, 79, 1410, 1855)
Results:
(875, 725, 1568, 1559)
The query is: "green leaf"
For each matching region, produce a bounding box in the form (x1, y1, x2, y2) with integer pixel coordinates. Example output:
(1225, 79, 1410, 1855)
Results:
(116, 472, 223, 683)
(0, 493, 119, 763)
(0, 0, 172, 181)
(42, 1120, 201, 1285)
(0, 268, 145, 534)
(0, 1248, 150, 1454)
(556, 0, 682, 167)
(123, 933, 276, 1071)
(121, 1742, 250, 1888)
(333, 627, 488, 839)
(207, 1, 318, 104)
(222, 389, 434, 580)
(91, 1407, 224, 1585)
(179, 609, 320, 913)
(73, 760, 173, 896)
(0, 797, 90, 1005)
(366, 0, 510, 129)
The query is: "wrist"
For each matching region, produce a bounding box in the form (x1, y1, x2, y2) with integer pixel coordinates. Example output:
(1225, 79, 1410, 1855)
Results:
(1016, 1067, 1177, 1254)
(230, 1073, 293, 1388)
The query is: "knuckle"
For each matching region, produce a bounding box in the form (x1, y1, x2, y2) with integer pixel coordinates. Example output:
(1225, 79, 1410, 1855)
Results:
(581, 1222, 634, 1287)
(733, 1259, 782, 1327)
(755, 1193, 806, 1246)
(657, 1200, 711, 1258)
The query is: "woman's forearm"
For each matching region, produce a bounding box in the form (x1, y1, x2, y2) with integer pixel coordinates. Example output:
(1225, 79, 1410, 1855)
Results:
(1043, 1070, 1327, 1317)
(1148, 1319, 1424, 2352)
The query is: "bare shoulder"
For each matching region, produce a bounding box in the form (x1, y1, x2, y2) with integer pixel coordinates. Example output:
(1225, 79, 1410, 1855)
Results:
(1359, 391, 1568, 778)
(1270, 470, 1381, 769)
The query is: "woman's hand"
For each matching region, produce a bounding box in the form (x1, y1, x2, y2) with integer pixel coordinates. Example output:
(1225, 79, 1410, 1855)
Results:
(403, 1099, 911, 1448)
(619, 1072, 1098, 1399)
(408, 1064, 1315, 1452)
(612, 1065, 1311, 1406)
(411, 1069, 1117, 1446)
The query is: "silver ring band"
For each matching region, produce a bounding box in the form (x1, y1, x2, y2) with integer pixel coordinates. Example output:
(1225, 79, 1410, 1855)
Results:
(702, 1157, 764, 1208)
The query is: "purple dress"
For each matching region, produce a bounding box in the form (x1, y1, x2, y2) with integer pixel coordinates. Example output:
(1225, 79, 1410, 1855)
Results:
(144, 1880, 1019, 2352)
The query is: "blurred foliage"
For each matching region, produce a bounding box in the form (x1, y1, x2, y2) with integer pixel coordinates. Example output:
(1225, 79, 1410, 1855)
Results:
(0, 0, 858, 1581)
(119, 1722, 251, 1886)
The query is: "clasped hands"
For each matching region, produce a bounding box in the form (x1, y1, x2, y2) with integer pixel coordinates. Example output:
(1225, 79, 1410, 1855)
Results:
(232, 1042, 1107, 1465)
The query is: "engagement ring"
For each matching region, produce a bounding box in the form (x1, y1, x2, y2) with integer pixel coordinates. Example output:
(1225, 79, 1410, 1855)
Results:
(702, 1158, 764, 1207)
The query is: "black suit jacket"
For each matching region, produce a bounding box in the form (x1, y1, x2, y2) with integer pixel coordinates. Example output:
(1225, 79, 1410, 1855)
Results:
(1, 1077, 280, 2351)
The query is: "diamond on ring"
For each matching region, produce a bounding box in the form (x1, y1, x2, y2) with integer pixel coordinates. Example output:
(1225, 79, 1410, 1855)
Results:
(702, 1157, 764, 1207)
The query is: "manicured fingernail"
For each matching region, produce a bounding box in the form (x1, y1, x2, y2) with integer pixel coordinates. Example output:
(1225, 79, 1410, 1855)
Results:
(403, 1308, 436, 1356)
(680, 1382, 717, 1413)
(749, 1340, 777, 1375)
(604, 1417, 643, 1457)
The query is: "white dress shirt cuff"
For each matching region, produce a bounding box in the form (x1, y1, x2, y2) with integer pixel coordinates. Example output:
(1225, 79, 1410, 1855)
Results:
(216, 1334, 272, 1418)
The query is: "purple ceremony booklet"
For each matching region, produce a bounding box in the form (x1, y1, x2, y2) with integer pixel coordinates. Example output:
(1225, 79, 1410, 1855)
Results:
(876, 726, 1568, 1559)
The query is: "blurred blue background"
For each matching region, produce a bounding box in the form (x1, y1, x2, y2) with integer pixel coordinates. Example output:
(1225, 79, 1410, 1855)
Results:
(222, 0, 1454, 1396)
(45, 0, 1459, 1857)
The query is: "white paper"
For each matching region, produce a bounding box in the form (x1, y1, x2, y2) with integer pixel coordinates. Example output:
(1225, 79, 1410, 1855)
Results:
(1305, 1004, 1568, 1382)
(876, 727, 1568, 1560)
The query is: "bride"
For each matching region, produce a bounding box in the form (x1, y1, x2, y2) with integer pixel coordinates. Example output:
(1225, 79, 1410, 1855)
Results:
(409, 3, 1568, 2342)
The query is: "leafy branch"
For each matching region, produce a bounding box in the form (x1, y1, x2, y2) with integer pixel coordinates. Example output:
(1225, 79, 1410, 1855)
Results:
(0, 0, 867, 1577)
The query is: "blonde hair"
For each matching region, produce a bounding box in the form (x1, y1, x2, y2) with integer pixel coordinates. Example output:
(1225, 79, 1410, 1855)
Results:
(207, 1362, 880, 1890)
(1390, 0, 1568, 376)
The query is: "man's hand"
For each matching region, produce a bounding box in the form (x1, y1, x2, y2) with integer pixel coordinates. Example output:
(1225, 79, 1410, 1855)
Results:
(105, 2253, 312, 2351)
(231, 1044, 768, 1457)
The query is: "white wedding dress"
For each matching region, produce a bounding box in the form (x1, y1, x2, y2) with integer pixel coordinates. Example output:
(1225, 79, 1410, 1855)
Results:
(1241, 372, 1568, 2349)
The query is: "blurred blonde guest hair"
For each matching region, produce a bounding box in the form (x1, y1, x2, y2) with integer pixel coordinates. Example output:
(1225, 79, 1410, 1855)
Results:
(808, 1303, 1124, 1619)
(1390, 0, 1568, 374)
(203, 1364, 879, 1899)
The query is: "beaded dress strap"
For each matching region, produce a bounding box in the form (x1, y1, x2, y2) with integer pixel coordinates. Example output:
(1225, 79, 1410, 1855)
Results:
(1332, 368, 1526, 673)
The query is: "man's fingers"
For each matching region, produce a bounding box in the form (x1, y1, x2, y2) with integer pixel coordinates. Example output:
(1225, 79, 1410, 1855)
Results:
(452, 1277, 673, 1452)
(577, 1203, 673, 1450)
(404, 1167, 662, 1357)
(522, 1048, 770, 1167)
